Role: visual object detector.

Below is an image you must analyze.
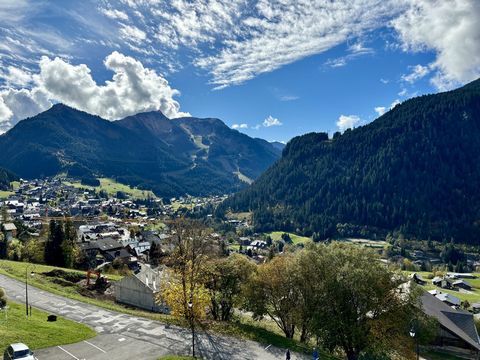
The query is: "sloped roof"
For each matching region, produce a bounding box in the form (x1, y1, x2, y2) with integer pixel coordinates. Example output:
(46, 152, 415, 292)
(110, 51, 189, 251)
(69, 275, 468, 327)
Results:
(421, 292, 480, 351)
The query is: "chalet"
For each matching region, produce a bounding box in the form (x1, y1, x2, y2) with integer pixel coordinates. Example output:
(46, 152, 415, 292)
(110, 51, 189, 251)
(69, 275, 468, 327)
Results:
(453, 279, 472, 290)
(421, 293, 480, 357)
(433, 276, 455, 290)
(410, 273, 426, 285)
(2, 223, 17, 241)
(115, 266, 168, 313)
(435, 293, 461, 307)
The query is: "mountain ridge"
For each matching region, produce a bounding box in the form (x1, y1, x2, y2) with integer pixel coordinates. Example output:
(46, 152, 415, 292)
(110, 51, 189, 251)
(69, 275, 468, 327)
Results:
(0, 104, 281, 197)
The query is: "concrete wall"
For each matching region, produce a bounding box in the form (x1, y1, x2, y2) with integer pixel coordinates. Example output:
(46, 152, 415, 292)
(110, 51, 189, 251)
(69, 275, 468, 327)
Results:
(115, 276, 168, 313)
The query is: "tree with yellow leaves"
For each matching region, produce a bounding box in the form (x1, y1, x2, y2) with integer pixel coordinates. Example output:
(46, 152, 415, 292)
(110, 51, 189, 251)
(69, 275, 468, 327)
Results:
(158, 218, 218, 358)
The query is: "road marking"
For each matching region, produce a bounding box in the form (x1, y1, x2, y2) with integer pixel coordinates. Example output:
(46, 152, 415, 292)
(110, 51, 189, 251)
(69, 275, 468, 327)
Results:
(264, 344, 272, 350)
(57, 346, 80, 360)
(83, 340, 107, 353)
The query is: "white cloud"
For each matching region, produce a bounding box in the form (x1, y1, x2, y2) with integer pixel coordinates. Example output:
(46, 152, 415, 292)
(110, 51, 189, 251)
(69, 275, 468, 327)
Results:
(101, 8, 129, 21)
(401, 64, 430, 83)
(196, 1, 404, 88)
(336, 114, 360, 132)
(0, 52, 189, 132)
(232, 123, 248, 129)
(0, 66, 34, 87)
(390, 99, 401, 109)
(374, 107, 386, 116)
(279, 95, 299, 102)
(392, 0, 480, 90)
(263, 115, 282, 127)
(120, 24, 147, 43)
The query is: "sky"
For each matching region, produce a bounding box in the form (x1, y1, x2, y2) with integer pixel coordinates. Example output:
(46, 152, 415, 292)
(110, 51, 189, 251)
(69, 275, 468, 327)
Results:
(0, 0, 479, 142)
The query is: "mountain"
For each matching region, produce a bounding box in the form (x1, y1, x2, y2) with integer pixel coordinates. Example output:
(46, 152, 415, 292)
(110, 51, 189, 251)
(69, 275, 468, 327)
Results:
(221, 79, 480, 243)
(0, 104, 281, 197)
(270, 141, 286, 152)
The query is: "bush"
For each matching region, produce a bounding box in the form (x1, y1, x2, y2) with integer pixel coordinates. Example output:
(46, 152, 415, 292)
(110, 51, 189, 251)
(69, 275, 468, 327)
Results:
(0, 287, 7, 308)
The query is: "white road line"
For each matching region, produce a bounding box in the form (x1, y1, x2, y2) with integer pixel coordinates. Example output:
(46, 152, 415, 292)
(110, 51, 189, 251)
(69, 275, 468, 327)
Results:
(57, 346, 80, 360)
(264, 344, 272, 350)
(84, 340, 107, 353)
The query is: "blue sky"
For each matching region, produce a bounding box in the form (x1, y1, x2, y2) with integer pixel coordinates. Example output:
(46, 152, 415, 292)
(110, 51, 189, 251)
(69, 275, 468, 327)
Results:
(0, 0, 478, 142)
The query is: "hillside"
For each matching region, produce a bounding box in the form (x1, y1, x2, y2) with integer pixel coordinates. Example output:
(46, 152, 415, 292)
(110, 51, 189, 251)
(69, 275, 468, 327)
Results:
(0, 105, 281, 197)
(221, 79, 480, 243)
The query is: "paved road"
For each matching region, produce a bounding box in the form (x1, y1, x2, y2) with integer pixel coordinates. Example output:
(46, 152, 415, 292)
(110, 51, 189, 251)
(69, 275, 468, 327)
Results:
(0, 274, 308, 360)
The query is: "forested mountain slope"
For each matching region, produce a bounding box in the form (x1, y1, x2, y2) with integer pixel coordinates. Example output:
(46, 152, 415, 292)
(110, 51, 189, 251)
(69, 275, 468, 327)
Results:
(221, 79, 480, 243)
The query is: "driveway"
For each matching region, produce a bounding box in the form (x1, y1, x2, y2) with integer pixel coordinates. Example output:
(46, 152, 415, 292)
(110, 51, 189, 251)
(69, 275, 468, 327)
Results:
(0, 274, 308, 360)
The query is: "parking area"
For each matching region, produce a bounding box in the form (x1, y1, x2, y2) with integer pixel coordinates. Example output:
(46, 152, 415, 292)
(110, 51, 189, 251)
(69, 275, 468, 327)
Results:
(34, 334, 169, 360)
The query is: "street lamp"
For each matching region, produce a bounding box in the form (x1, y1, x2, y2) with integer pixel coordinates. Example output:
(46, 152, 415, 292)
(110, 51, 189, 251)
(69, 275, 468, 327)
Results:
(188, 300, 195, 358)
(409, 321, 419, 360)
(25, 265, 34, 317)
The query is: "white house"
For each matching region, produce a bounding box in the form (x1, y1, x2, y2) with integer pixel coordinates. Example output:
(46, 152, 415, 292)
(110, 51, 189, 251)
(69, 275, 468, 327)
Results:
(115, 266, 169, 313)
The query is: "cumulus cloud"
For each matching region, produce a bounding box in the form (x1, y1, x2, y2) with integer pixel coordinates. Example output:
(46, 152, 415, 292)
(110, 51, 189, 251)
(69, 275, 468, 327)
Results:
(374, 107, 386, 116)
(232, 123, 248, 129)
(392, 0, 480, 90)
(0, 51, 188, 132)
(337, 114, 360, 132)
(0, 66, 34, 87)
(401, 64, 430, 83)
(263, 115, 282, 127)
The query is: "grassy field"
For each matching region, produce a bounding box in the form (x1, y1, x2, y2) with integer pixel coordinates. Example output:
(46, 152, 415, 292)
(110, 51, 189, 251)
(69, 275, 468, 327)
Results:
(0, 301, 95, 351)
(63, 178, 156, 200)
(0, 190, 14, 199)
(338, 238, 389, 249)
(266, 231, 312, 245)
(406, 271, 480, 303)
(0, 260, 329, 357)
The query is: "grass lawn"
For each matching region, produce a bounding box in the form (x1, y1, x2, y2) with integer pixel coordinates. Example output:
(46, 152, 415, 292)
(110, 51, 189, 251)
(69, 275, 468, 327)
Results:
(0, 260, 332, 358)
(0, 301, 95, 351)
(63, 178, 156, 200)
(266, 231, 312, 245)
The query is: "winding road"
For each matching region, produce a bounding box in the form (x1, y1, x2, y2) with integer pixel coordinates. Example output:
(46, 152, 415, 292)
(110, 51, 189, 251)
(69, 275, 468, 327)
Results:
(0, 274, 308, 360)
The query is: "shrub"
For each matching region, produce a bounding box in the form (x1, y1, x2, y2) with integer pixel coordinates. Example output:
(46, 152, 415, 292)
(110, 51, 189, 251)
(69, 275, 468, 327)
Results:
(0, 287, 7, 308)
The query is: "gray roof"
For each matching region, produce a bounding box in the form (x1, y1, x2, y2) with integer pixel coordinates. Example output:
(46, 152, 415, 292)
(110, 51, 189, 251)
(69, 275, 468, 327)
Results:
(421, 292, 480, 351)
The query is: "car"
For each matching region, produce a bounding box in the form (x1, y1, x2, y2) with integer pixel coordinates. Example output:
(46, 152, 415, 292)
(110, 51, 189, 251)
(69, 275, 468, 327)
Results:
(3, 343, 37, 360)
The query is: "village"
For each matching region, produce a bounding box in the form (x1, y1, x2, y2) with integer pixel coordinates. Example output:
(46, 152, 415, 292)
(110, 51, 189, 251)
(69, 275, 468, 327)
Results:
(2, 176, 480, 359)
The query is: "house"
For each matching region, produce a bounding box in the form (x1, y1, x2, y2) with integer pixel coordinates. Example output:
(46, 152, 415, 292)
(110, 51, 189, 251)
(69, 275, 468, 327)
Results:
(410, 273, 426, 285)
(447, 273, 477, 279)
(453, 280, 472, 291)
(435, 293, 461, 307)
(472, 303, 480, 314)
(421, 292, 480, 357)
(433, 276, 455, 290)
(115, 266, 168, 313)
(2, 223, 17, 241)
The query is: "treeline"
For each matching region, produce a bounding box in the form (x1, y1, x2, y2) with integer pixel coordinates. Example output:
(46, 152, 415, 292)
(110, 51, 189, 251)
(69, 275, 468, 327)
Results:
(220, 78, 480, 243)
(159, 219, 432, 360)
(0, 167, 18, 190)
(0, 219, 80, 268)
